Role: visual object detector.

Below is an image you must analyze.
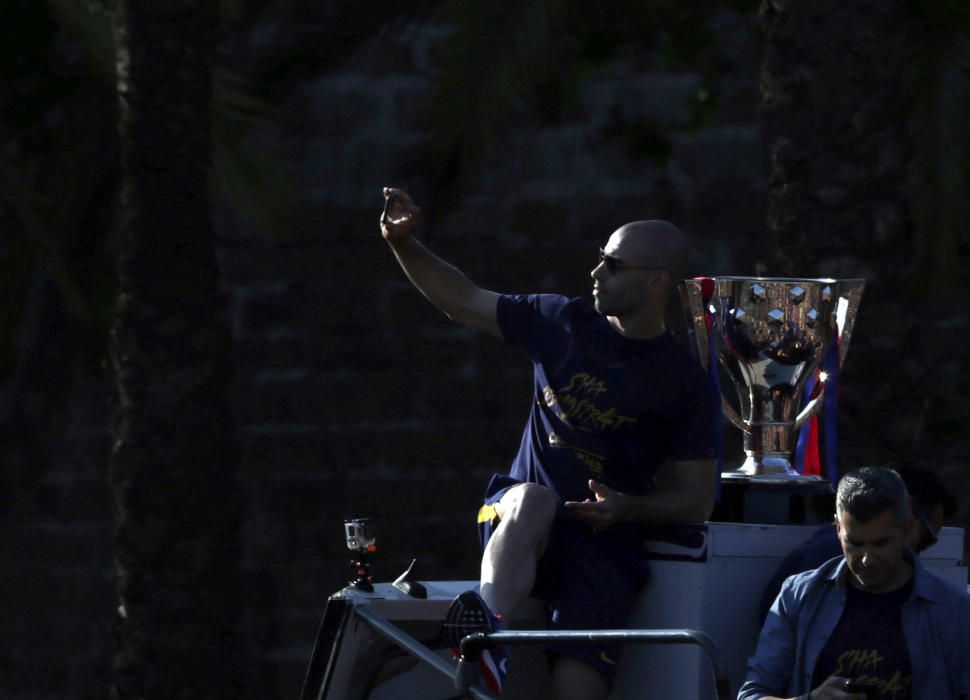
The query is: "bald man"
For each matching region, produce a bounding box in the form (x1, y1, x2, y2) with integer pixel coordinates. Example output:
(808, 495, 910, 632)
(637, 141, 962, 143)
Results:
(380, 188, 718, 699)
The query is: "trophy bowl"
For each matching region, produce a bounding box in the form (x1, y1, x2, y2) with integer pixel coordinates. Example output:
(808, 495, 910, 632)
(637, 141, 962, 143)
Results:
(681, 276, 865, 479)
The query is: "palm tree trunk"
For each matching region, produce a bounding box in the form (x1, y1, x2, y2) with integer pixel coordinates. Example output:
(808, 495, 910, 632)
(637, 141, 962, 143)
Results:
(759, 0, 923, 464)
(110, 2, 241, 698)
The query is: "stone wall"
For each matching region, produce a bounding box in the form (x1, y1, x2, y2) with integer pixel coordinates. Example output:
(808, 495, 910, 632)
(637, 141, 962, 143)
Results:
(3, 9, 769, 699)
(1, 379, 115, 698)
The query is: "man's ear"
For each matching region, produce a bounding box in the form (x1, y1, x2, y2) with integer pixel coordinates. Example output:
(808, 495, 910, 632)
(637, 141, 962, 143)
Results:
(901, 513, 916, 540)
(901, 495, 916, 539)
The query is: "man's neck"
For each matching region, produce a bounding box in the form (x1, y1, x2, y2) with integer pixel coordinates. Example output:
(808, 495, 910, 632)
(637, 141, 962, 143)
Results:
(607, 313, 666, 339)
(849, 558, 914, 594)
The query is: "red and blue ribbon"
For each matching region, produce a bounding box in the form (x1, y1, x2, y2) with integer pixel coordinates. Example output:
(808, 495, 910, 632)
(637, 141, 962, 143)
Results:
(794, 336, 840, 482)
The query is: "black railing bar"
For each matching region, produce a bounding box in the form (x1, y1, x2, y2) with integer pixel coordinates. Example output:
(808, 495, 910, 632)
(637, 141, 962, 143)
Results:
(459, 628, 730, 700)
(352, 605, 496, 700)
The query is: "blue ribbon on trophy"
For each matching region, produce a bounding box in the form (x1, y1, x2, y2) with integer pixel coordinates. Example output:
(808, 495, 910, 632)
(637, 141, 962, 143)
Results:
(794, 329, 841, 481)
(821, 338, 840, 483)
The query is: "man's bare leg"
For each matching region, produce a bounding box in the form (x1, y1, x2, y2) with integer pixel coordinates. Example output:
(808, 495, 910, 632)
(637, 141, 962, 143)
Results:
(479, 482, 558, 619)
(552, 657, 609, 700)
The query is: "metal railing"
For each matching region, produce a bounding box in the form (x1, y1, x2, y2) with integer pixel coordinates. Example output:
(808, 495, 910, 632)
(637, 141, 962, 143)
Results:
(354, 605, 731, 700)
(353, 606, 494, 699)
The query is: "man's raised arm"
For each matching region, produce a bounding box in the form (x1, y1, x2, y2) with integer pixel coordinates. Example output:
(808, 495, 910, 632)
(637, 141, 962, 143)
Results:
(380, 187, 501, 338)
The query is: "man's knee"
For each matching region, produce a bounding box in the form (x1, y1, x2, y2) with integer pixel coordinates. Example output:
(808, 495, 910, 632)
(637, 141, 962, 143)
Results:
(552, 656, 609, 700)
(496, 483, 558, 529)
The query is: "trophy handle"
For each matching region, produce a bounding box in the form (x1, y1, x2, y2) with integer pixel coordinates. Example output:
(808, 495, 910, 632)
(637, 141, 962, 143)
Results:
(834, 279, 866, 367)
(681, 278, 750, 435)
(721, 396, 748, 433)
(678, 280, 710, 370)
(793, 382, 826, 429)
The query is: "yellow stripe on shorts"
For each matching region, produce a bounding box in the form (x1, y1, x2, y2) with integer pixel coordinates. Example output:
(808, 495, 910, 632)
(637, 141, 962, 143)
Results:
(477, 503, 498, 524)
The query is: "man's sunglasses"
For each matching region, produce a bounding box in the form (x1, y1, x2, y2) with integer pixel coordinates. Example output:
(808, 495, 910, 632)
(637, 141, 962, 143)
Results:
(598, 247, 668, 276)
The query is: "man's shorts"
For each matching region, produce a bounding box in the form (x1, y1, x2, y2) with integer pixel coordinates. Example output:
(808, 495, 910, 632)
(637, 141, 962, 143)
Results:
(477, 475, 650, 685)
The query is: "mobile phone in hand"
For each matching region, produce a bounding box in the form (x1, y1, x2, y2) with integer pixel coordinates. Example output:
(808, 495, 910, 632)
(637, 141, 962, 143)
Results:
(845, 680, 879, 699)
(381, 192, 398, 224)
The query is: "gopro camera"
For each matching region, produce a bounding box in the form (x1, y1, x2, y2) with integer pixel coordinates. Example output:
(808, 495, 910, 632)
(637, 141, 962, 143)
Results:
(345, 518, 376, 553)
(345, 518, 377, 591)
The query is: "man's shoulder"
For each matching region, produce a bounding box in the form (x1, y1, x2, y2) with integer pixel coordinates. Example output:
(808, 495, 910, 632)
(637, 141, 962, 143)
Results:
(497, 294, 596, 344)
(913, 559, 970, 606)
(782, 556, 843, 599)
(499, 293, 592, 320)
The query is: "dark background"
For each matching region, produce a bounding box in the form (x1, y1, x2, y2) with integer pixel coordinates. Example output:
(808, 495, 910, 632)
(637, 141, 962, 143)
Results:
(2, 1, 968, 698)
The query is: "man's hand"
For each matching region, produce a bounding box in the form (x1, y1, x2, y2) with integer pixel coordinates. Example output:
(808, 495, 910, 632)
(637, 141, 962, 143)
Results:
(564, 480, 630, 529)
(562, 458, 715, 528)
(376, 185, 501, 336)
(803, 675, 869, 700)
(380, 187, 420, 241)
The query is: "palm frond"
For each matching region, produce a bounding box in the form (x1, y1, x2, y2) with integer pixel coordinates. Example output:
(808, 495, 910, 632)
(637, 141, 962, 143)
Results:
(427, 0, 569, 182)
(424, 0, 757, 199)
(211, 66, 299, 240)
(0, 86, 117, 327)
(1, 176, 93, 324)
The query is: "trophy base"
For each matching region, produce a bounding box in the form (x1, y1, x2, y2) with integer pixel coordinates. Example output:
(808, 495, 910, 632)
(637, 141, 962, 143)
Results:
(713, 472, 834, 525)
(722, 453, 826, 482)
(721, 470, 827, 484)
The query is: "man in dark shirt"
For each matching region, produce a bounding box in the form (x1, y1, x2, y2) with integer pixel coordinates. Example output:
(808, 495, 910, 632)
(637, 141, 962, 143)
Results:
(758, 461, 959, 622)
(739, 466, 970, 700)
(380, 187, 718, 699)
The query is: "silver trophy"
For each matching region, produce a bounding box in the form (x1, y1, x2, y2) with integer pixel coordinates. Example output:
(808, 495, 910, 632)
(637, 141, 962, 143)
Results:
(681, 277, 865, 479)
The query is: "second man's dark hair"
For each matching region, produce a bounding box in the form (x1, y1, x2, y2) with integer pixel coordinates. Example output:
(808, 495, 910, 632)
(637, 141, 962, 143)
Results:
(836, 466, 910, 525)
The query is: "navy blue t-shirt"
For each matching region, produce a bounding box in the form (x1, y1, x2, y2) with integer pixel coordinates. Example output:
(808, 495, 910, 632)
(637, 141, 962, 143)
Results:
(811, 577, 914, 698)
(496, 293, 717, 505)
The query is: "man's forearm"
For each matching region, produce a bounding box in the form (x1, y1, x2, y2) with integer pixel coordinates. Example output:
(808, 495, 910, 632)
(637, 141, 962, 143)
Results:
(388, 235, 473, 316)
(387, 234, 500, 336)
(618, 483, 713, 524)
(622, 458, 716, 523)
